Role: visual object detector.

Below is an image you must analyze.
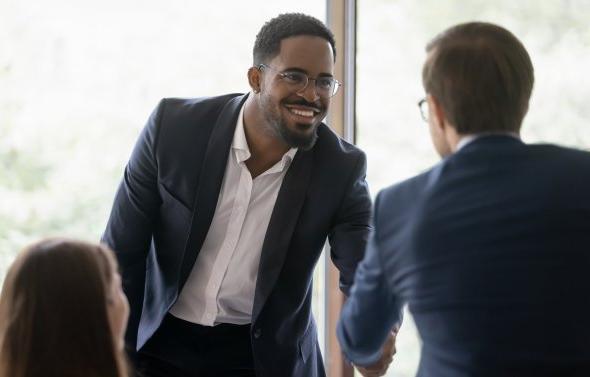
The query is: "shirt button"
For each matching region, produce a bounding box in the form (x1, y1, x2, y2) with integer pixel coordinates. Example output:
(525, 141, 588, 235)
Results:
(206, 313, 213, 320)
(253, 328, 262, 339)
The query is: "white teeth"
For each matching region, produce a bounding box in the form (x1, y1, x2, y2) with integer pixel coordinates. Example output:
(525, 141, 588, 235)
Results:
(289, 108, 314, 117)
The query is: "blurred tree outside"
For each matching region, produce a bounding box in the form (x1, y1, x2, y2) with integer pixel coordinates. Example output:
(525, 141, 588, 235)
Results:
(0, 0, 323, 278)
(0, 0, 328, 357)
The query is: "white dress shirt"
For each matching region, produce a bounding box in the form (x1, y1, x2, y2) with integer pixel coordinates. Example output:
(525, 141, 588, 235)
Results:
(169, 104, 297, 326)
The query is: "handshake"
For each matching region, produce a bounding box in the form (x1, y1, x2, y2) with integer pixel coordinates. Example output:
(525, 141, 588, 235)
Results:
(353, 328, 399, 377)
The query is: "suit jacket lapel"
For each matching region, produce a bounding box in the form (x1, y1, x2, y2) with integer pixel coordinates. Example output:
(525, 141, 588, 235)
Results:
(252, 147, 313, 322)
(179, 94, 248, 287)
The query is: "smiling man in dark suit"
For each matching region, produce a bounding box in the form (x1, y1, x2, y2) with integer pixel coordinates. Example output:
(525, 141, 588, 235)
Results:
(338, 22, 590, 377)
(102, 13, 379, 377)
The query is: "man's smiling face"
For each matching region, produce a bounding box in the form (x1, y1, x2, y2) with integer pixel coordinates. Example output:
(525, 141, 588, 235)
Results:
(258, 35, 334, 150)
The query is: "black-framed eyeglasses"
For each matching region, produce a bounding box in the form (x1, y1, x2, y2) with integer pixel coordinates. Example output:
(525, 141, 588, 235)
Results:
(418, 98, 428, 122)
(258, 64, 342, 98)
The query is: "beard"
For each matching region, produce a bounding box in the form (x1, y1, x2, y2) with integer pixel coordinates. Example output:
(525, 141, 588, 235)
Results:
(260, 95, 322, 151)
(273, 119, 319, 151)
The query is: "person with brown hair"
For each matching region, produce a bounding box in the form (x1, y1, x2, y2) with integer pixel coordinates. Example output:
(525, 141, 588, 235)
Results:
(338, 22, 590, 376)
(0, 238, 130, 377)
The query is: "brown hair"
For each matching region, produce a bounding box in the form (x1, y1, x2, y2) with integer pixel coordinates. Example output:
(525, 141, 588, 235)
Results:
(0, 238, 129, 377)
(422, 22, 534, 134)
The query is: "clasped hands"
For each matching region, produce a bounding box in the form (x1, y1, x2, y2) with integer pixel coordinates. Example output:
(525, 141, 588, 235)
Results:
(354, 327, 398, 377)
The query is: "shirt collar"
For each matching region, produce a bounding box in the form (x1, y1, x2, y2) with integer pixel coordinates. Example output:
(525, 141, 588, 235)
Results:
(232, 104, 250, 163)
(456, 132, 520, 151)
(232, 103, 298, 170)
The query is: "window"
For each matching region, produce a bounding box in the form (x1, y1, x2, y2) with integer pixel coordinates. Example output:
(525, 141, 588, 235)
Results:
(1, 0, 326, 350)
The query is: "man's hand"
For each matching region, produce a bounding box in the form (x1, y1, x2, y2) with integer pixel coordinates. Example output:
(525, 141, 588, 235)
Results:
(355, 329, 398, 377)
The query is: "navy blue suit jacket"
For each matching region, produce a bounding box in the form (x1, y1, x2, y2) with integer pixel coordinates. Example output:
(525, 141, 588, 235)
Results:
(102, 94, 371, 377)
(338, 136, 590, 376)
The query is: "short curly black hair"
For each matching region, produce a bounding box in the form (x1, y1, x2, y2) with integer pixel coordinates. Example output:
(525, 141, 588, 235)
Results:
(253, 13, 336, 65)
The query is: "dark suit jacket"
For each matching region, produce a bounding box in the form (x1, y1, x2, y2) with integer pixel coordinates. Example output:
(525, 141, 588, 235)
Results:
(102, 93, 371, 377)
(338, 136, 590, 377)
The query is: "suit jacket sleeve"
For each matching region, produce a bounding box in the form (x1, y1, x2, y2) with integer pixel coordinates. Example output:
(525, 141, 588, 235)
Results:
(336, 191, 402, 367)
(328, 151, 372, 295)
(101, 99, 165, 347)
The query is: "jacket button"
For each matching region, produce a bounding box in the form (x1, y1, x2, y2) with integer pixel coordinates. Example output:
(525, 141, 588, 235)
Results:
(253, 328, 262, 339)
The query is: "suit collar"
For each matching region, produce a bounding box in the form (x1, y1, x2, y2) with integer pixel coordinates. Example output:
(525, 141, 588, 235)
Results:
(179, 92, 314, 307)
(252, 146, 314, 323)
(456, 132, 521, 151)
(456, 133, 524, 154)
(179, 93, 249, 287)
(429, 134, 524, 190)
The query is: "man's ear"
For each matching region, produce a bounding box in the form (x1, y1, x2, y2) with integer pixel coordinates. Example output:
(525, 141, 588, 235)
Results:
(427, 94, 447, 132)
(247, 66, 261, 93)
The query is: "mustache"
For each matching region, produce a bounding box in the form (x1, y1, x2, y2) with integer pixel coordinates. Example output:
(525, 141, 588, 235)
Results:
(284, 99, 324, 112)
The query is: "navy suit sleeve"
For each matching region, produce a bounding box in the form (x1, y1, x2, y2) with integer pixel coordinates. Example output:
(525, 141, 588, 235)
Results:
(101, 99, 165, 348)
(337, 192, 402, 367)
(328, 152, 372, 295)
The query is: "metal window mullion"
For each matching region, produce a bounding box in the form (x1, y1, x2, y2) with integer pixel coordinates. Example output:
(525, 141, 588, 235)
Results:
(325, 1, 357, 377)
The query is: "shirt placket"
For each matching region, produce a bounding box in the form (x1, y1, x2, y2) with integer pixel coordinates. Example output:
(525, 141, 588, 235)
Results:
(201, 161, 253, 325)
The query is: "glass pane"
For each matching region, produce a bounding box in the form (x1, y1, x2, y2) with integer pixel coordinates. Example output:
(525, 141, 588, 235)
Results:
(1, 0, 325, 354)
(357, 1, 590, 376)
